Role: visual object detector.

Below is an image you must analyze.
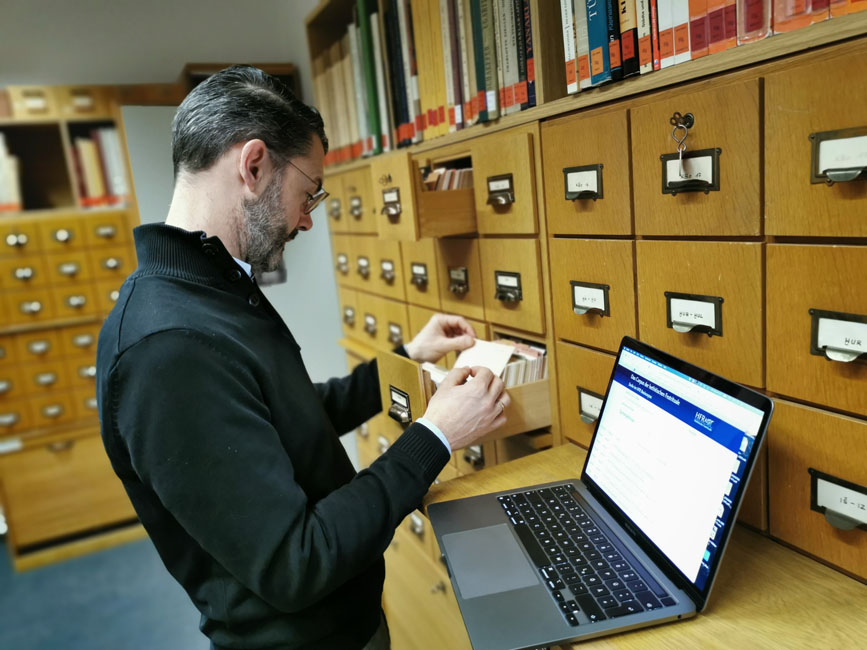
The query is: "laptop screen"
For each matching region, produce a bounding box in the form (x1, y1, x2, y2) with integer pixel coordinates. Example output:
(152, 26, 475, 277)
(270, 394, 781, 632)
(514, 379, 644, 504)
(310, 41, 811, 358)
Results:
(584, 345, 765, 592)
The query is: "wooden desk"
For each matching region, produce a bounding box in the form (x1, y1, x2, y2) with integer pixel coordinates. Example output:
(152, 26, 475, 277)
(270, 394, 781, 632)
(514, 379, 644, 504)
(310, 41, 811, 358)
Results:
(424, 444, 867, 649)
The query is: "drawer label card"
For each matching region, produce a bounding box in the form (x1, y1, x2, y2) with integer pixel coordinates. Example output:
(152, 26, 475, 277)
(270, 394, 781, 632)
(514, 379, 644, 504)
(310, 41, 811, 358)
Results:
(666, 292, 723, 337)
(495, 271, 523, 303)
(661, 148, 721, 195)
(382, 189, 400, 204)
(578, 387, 604, 424)
(486, 173, 515, 207)
(0, 437, 22, 454)
(563, 164, 604, 201)
(411, 263, 428, 288)
(810, 309, 867, 363)
(387, 385, 412, 425)
(571, 281, 610, 317)
(449, 266, 469, 294)
(810, 127, 867, 184)
(388, 323, 403, 345)
(810, 468, 867, 531)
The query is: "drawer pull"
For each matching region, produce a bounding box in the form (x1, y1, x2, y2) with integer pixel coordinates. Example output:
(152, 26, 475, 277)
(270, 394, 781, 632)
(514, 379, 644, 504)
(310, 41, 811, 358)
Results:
(328, 197, 341, 219)
(343, 306, 356, 326)
(35, 372, 58, 386)
(85, 396, 98, 410)
(449, 266, 469, 295)
(336, 253, 349, 275)
(381, 188, 402, 221)
(47, 439, 74, 452)
(78, 365, 97, 379)
(20, 300, 42, 315)
(410, 513, 425, 537)
(357, 256, 370, 279)
(72, 333, 95, 348)
(5, 233, 29, 247)
(463, 444, 484, 468)
(387, 385, 411, 425)
(380, 260, 395, 284)
(109, 289, 120, 302)
(27, 340, 51, 355)
(0, 380, 11, 394)
(41, 404, 64, 419)
(377, 435, 390, 455)
(102, 257, 121, 270)
(66, 295, 87, 309)
(810, 127, 867, 185)
(430, 581, 447, 595)
(495, 271, 522, 303)
(358, 422, 369, 439)
(349, 196, 363, 218)
(486, 173, 515, 206)
(58, 261, 81, 276)
(809, 309, 867, 363)
(666, 292, 723, 337)
(95, 225, 117, 239)
(578, 387, 604, 424)
(564, 164, 603, 201)
(410, 263, 428, 289)
(571, 281, 610, 317)
(387, 323, 403, 346)
(14, 266, 35, 281)
(364, 314, 377, 336)
(809, 468, 867, 531)
(53, 228, 72, 243)
(0, 412, 19, 427)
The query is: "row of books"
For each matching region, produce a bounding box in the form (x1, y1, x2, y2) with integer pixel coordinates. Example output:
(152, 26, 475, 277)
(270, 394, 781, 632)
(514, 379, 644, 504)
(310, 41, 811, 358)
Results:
(423, 336, 548, 390)
(560, 0, 866, 91)
(0, 134, 22, 212)
(423, 167, 474, 190)
(71, 127, 130, 208)
(315, 0, 537, 167)
(499, 338, 548, 388)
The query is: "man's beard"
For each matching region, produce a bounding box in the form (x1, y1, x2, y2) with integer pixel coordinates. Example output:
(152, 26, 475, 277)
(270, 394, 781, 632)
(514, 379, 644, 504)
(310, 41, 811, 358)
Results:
(240, 174, 297, 277)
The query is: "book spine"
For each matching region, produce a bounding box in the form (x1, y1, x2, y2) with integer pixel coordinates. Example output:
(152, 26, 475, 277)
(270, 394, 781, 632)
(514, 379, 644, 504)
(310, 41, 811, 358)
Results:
(649, 0, 661, 69)
(561, 0, 579, 93)
(370, 16, 393, 151)
(493, 0, 507, 117)
(470, 0, 490, 122)
(397, 0, 420, 143)
(357, 0, 383, 155)
(522, 0, 536, 107)
(637, 0, 653, 73)
(513, 0, 529, 110)
(658, 0, 675, 68)
(348, 25, 372, 155)
(587, 0, 613, 85)
(448, 0, 465, 129)
(458, 0, 477, 126)
(606, 0, 624, 80)
(481, 0, 500, 119)
(619, 0, 640, 77)
(673, 0, 692, 64)
(689, 0, 709, 59)
(575, 0, 593, 88)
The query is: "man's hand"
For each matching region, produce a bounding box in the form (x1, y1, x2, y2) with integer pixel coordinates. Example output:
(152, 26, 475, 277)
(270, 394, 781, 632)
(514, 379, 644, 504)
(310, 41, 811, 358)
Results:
(404, 313, 476, 364)
(422, 366, 510, 449)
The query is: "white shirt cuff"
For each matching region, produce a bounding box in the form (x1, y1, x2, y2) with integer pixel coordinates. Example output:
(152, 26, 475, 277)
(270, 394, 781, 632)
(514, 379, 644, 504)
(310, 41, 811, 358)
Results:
(415, 417, 451, 453)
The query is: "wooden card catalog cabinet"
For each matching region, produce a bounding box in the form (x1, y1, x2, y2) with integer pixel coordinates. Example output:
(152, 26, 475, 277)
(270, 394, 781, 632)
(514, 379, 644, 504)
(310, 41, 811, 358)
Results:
(480, 238, 545, 335)
(401, 239, 441, 310)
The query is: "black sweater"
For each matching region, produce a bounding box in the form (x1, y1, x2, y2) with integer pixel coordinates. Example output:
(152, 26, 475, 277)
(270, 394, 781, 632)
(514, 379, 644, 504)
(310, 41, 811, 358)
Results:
(96, 224, 450, 649)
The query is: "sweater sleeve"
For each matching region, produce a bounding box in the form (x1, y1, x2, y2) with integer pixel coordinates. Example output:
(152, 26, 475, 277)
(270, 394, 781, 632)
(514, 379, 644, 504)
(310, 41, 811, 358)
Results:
(110, 329, 448, 613)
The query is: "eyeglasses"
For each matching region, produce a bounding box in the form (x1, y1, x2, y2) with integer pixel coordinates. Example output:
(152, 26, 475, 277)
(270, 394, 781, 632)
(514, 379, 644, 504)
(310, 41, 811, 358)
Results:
(287, 160, 329, 215)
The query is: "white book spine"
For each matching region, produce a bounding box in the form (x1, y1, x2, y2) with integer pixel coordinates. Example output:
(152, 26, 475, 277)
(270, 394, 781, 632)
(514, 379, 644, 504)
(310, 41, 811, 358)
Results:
(492, 0, 505, 117)
(440, 0, 456, 133)
(457, 0, 472, 126)
(396, 0, 420, 141)
(637, 0, 652, 74)
(574, 0, 591, 89)
(673, 0, 691, 64)
(341, 38, 360, 154)
(348, 25, 371, 155)
(502, 0, 519, 115)
(370, 16, 392, 152)
(561, 0, 578, 94)
(658, 0, 675, 68)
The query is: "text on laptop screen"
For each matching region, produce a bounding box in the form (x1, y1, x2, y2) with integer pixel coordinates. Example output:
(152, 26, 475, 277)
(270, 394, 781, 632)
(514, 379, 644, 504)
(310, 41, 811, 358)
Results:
(585, 346, 765, 591)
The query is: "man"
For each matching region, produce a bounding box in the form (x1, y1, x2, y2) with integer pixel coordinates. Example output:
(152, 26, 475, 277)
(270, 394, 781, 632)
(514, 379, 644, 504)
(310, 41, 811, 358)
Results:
(96, 66, 510, 650)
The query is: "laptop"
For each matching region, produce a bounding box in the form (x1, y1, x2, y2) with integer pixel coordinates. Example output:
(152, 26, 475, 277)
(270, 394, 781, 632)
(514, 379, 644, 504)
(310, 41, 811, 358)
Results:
(428, 337, 773, 650)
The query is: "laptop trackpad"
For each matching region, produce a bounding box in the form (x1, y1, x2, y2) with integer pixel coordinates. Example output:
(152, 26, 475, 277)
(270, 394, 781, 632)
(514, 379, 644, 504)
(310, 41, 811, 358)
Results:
(441, 524, 540, 599)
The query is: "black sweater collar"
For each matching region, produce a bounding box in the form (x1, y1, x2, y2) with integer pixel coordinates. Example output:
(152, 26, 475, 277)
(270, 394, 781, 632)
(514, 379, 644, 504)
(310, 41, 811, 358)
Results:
(133, 223, 244, 285)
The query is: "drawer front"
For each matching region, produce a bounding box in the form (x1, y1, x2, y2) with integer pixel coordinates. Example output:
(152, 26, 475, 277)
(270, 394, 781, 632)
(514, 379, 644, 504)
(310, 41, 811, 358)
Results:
(95, 278, 123, 313)
(480, 238, 545, 335)
(36, 215, 86, 253)
(0, 256, 51, 290)
(29, 391, 77, 428)
(542, 108, 633, 236)
(331, 234, 354, 288)
(67, 355, 98, 391)
(338, 287, 360, 341)
(0, 397, 33, 436)
(370, 150, 419, 240)
(352, 236, 376, 294)
(550, 238, 637, 353)
(402, 512, 437, 567)
(0, 218, 42, 257)
(343, 167, 377, 235)
(0, 365, 26, 404)
(72, 387, 99, 420)
(768, 400, 867, 580)
(90, 245, 132, 282)
(472, 126, 538, 235)
(766, 244, 867, 416)
(4, 287, 57, 325)
(55, 85, 112, 119)
(401, 239, 441, 310)
(631, 78, 761, 236)
(376, 351, 427, 442)
(7, 86, 59, 119)
(555, 341, 615, 448)
(14, 330, 63, 364)
(356, 292, 382, 349)
(52, 283, 99, 318)
(371, 239, 406, 301)
(407, 304, 439, 343)
(60, 323, 101, 357)
(325, 171, 350, 234)
(765, 48, 867, 237)
(0, 336, 16, 366)
(19, 360, 71, 395)
(380, 297, 410, 350)
(0, 433, 137, 547)
(435, 238, 485, 322)
(82, 211, 130, 247)
(636, 240, 764, 387)
(44, 250, 94, 284)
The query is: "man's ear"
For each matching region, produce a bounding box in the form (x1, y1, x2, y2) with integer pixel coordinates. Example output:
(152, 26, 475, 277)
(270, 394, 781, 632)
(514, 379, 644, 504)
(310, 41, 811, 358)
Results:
(238, 139, 271, 192)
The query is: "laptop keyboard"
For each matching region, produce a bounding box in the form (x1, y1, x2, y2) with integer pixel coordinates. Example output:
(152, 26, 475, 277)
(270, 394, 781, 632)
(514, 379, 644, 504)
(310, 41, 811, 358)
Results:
(498, 485, 677, 627)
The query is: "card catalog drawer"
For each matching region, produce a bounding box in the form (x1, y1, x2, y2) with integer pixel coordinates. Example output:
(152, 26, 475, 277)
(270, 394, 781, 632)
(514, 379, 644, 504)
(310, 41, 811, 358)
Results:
(67, 355, 97, 391)
(768, 400, 867, 580)
(766, 244, 867, 416)
(0, 337, 16, 367)
(351, 236, 375, 293)
(14, 330, 63, 364)
(0, 256, 50, 290)
(471, 125, 539, 235)
(551, 238, 637, 353)
(343, 167, 377, 235)
(95, 278, 122, 313)
(0, 433, 136, 547)
(435, 238, 485, 322)
(51, 283, 99, 319)
(356, 292, 382, 349)
(636, 240, 764, 387)
(379, 296, 410, 350)
(59, 323, 100, 357)
(55, 86, 112, 119)
(338, 287, 360, 341)
(0, 399, 33, 438)
(90, 245, 132, 282)
(331, 234, 354, 288)
(44, 250, 94, 284)
(0, 366, 26, 405)
(36, 215, 86, 253)
(4, 288, 57, 325)
(81, 211, 130, 247)
(765, 46, 867, 237)
(555, 341, 615, 448)
(19, 360, 71, 396)
(480, 238, 545, 335)
(631, 78, 761, 236)
(0, 218, 42, 257)
(29, 391, 77, 428)
(325, 171, 350, 234)
(401, 239, 441, 310)
(543, 108, 632, 236)
(370, 238, 406, 301)
(72, 388, 99, 420)
(7, 86, 59, 119)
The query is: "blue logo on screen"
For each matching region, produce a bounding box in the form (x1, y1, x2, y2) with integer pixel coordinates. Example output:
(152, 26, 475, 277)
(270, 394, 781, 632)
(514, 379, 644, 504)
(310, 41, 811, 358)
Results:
(694, 412, 715, 431)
